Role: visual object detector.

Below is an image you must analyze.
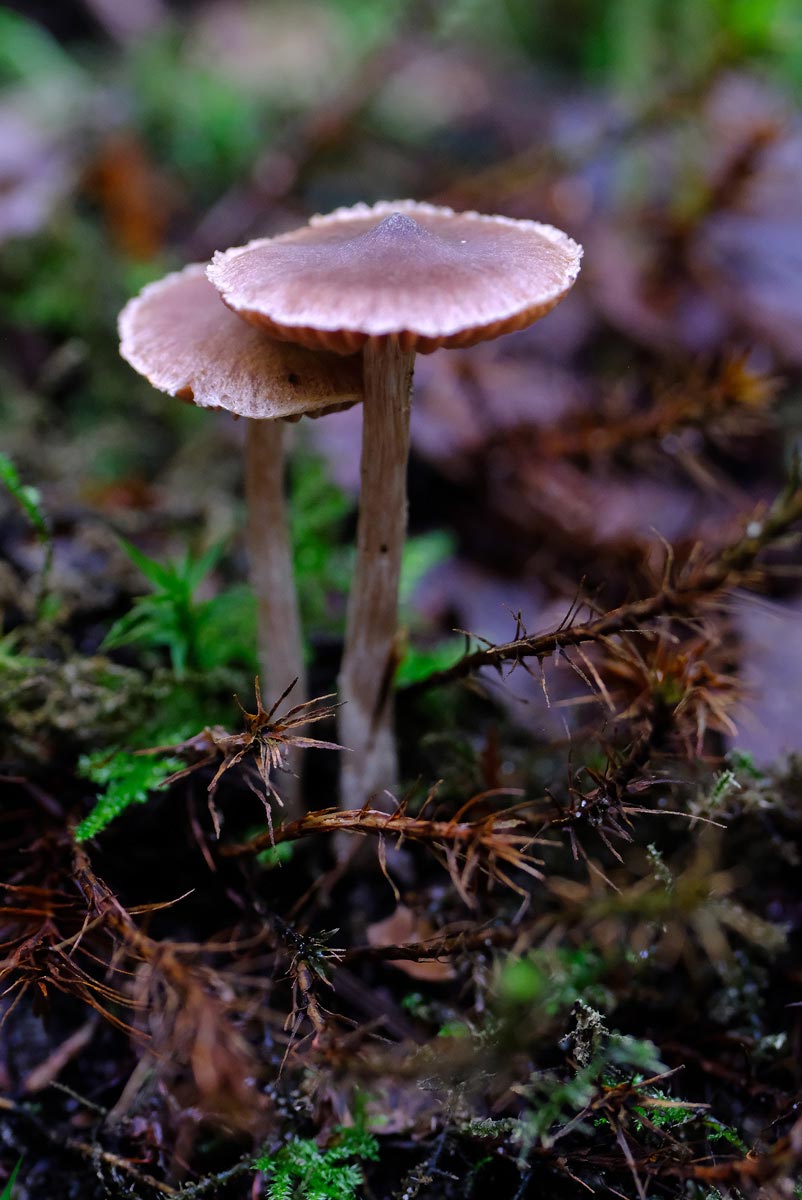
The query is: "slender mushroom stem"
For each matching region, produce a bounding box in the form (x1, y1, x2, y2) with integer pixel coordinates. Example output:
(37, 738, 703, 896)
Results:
(245, 418, 305, 814)
(338, 340, 415, 811)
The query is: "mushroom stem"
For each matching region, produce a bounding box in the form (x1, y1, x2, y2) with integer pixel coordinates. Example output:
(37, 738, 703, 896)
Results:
(245, 418, 305, 814)
(338, 340, 415, 811)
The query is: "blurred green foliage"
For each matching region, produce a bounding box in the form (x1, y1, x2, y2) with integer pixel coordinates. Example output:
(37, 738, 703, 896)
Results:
(102, 537, 256, 679)
(1, 0, 799, 461)
(397, 529, 462, 686)
(0, 452, 49, 543)
(101, 453, 454, 677)
(0, 8, 83, 88)
(0, 1160, 21, 1200)
(1, 220, 121, 336)
(290, 454, 353, 632)
(497, 946, 611, 1016)
(127, 33, 264, 202)
(502, 0, 802, 92)
(0, 452, 55, 619)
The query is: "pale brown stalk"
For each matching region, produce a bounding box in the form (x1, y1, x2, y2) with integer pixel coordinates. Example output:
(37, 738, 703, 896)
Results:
(245, 419, 305, 814)
(337, 341, 414, 813)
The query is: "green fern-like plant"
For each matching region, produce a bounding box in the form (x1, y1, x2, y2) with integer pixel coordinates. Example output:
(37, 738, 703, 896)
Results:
(254, 1122, 379, 1200)
(102, 539, 256, 679)
(74, 748, 183, 841)
(102, 458, 457, 684)
(514, 1028, 665, 1156)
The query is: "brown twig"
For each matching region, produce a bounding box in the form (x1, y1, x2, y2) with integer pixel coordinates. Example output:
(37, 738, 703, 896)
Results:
(0, 1094, 178, 1196)
(403, 478, 802, 696)
(222, 797, 548, 910)
(22, 1017, 99, 1094)
(171, 1156, 258, 1199)
(345, 923, 515, 965)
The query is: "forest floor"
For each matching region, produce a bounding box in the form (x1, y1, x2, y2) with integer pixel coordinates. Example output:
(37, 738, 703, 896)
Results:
(3, 4, 802, 1198)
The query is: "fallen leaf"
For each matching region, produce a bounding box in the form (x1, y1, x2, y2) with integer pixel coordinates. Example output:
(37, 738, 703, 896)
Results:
(366, 904, 455, 983)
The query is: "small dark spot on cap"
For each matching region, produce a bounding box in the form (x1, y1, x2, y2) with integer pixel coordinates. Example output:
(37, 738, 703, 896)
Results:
(288, 372, 301, 385)
(380, 543, 388, 553)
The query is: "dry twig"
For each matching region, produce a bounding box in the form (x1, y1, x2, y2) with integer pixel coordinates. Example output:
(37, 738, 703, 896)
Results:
(404, 476, 802, 696)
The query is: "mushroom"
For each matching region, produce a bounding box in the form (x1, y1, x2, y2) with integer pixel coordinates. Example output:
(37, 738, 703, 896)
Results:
(118, 263, 363, 810)
(208, 201, 583, 812)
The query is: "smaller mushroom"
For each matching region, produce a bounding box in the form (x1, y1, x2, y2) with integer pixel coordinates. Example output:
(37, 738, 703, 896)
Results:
(208, 202, 583, 815)
(119, 264, 363, 810)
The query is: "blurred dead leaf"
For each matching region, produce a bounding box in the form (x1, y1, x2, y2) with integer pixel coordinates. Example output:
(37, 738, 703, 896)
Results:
(366, 904, 456, 983)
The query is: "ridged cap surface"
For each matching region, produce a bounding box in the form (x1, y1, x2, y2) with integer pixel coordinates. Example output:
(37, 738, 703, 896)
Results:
(207, 200, 583, 355)
(119, 263, 363, 418)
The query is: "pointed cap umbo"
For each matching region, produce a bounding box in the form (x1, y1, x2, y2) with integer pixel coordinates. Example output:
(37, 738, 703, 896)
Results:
(207, 200, 583, 355)
(119, 263, 363, 419)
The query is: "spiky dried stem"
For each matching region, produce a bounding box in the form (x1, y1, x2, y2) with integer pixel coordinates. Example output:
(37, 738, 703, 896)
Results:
(223, 795, 546, 907)
(338, 341, 414, 815)
(227, 804, 533, 854)
(405, 476, 802, 695)
(245, 419, 305, 815)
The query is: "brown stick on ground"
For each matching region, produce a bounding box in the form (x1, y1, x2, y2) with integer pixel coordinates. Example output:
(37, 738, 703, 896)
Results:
(0, 1095, 178, 1196)
(403, 478, 802, 696)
